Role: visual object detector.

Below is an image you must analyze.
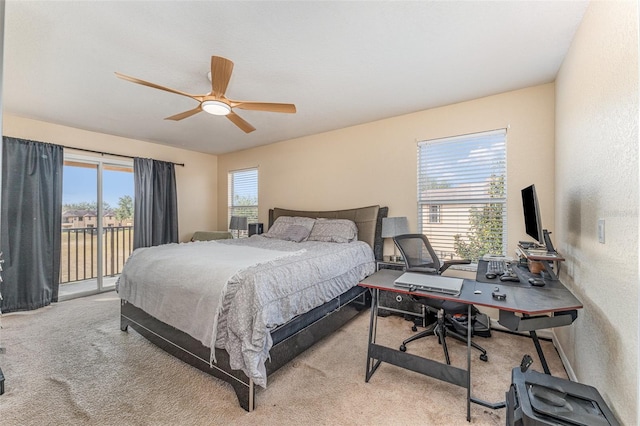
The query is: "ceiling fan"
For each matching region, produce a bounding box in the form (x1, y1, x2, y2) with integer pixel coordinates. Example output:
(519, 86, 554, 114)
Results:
(115, 56, 296, 133)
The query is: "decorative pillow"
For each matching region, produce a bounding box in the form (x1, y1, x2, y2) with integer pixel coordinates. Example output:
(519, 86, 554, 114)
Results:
(308, 218, 358, 243)
(263, 216, 316, 242)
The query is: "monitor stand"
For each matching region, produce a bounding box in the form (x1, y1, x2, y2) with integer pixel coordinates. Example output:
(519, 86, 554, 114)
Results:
(543, 229, 556, 254)
(517, 238, 564, 281)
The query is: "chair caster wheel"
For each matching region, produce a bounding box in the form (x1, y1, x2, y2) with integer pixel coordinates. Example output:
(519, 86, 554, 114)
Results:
(411, 325, 418, 332)
(480, 353, 488, 362)
(400, 345, 407, 352)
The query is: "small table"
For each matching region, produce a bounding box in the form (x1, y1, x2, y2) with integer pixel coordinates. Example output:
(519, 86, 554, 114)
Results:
(359, 269, 582, 422)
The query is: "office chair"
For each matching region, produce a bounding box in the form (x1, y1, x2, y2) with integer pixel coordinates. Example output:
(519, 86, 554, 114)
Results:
(393, 233, 489, 363)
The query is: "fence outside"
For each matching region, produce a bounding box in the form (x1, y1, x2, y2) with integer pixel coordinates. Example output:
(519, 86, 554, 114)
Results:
(60, 226, 134, 284)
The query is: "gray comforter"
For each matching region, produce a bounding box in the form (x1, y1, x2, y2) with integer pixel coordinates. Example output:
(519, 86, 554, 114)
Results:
(117, 235, 375, 387)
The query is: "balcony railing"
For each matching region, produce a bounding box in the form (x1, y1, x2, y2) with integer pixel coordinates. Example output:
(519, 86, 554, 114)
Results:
(60, 226, 134, 284)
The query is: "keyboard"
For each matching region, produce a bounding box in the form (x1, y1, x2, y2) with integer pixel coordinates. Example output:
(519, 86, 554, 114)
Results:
(487, 260, 507, 276)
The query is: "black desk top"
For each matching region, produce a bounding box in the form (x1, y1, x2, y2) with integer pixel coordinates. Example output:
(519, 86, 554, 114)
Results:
(359, 269, 583, 316)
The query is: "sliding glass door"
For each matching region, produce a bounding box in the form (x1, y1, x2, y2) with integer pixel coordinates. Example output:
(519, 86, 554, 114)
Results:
(60, 154, 134, 299)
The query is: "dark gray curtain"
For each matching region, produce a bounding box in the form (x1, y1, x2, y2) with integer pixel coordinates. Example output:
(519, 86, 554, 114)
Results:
(1, 137, 63, 313)
(133, 158, 178, 249)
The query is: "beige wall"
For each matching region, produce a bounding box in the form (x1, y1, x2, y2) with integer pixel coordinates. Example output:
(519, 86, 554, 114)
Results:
(218, 83, 556, 261)
(218, 83, 556, 326)
(3, 114, 219, 242)
(555, 1, 638, 424)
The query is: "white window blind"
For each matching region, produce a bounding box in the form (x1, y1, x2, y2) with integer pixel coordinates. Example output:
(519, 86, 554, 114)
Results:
(417, 129, 507, 262)
(228, 168, 258, 236)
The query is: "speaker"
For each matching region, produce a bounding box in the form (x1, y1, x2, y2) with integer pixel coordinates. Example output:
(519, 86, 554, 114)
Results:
(248, 223, 264, 236)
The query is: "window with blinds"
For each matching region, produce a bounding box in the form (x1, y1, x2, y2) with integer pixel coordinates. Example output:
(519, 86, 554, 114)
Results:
(228, 168, 258, 236)
(417, 129, 507, 263)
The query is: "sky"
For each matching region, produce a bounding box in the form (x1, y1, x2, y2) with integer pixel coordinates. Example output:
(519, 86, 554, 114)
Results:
(63, 165, 134, 208)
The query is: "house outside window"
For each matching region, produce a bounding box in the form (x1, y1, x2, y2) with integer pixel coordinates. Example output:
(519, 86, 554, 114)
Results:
(228, 167, 258, 237)
(417, 129, 507, 263)
(429, 205, 441, 223)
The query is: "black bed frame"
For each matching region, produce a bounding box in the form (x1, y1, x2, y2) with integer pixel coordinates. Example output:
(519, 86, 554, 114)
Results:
(120, 205, 387, 411)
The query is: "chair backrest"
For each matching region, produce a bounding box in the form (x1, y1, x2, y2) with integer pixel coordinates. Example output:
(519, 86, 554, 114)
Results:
(393, 233, 442, 273)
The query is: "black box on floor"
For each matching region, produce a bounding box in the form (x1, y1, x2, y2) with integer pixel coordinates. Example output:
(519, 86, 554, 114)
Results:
(506, 368, 619, 426)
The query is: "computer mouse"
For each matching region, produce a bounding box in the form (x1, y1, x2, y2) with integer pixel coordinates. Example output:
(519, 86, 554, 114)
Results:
(500, 274, 520, 282)
(528, 277, 546, 286)
(485, 272, 497, 279)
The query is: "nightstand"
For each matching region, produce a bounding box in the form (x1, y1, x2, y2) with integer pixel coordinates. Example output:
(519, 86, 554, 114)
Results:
(375, 260, 427, 327)
(375, 259, 405, 272)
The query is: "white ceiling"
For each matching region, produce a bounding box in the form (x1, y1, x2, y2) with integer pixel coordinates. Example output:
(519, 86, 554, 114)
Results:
(3, 1, 588, 155)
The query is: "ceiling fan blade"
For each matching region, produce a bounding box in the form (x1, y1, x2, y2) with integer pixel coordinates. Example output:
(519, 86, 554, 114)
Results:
(165, 106, 203, 121)
(232, 101, 297, 114)
(211, 56, 234, 96)
(115, 72, 199, 100)
(226, 111, 256, 133)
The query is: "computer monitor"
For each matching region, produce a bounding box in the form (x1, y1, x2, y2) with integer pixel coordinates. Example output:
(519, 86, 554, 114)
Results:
(521, 184, 556, 253)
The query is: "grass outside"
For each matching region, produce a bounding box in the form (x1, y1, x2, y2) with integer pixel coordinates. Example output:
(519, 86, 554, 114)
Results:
(60, 228, 133, 283)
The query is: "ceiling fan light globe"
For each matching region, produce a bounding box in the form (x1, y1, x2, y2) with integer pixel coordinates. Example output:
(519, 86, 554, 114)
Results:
(202, 100, 231, 116)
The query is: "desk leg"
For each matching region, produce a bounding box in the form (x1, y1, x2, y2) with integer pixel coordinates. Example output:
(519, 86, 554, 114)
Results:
(529, 329, 551, 374)
(365, 289, 382, 382)
(468, 304, 507, 412)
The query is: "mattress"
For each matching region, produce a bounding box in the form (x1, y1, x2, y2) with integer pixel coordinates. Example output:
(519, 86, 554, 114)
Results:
(117, 235, 375, 387)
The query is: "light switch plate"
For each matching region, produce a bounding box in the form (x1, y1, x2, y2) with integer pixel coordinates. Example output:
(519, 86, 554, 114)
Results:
(597, 219, 605, 243)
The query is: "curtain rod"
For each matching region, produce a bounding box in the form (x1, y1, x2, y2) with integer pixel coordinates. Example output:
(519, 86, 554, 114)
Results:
(4, 136, 186, 166)
(65, 145, 185, 167)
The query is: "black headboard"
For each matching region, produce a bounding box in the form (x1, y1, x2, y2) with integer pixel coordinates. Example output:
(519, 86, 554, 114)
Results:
(268, 205, 388, 260)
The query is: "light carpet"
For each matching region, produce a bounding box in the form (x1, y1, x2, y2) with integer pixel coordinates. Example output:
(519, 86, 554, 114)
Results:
(0, 292, 567, 425)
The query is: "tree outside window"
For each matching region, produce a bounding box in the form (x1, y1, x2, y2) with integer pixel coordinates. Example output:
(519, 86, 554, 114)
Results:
(418, 129, 507, 263)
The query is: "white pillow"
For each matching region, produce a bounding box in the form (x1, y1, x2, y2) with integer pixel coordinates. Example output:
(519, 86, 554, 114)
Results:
(263, 216, 316, 242)
(308, 218, 358, 243)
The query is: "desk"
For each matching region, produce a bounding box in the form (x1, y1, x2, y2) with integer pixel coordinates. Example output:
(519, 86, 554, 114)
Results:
(359, 269, 582, 422)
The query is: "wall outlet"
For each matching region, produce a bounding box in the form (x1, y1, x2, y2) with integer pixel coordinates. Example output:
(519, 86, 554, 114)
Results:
(597, 219, 605, 243)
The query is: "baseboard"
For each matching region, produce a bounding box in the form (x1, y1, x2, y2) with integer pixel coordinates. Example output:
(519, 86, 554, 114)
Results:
(552, 329, 577, 381)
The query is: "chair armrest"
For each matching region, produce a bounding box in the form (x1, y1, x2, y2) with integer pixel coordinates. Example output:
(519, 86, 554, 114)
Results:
(439, 259, 471, 274)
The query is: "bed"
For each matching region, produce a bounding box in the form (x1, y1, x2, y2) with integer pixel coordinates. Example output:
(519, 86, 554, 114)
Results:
(118, 205, 387, 411)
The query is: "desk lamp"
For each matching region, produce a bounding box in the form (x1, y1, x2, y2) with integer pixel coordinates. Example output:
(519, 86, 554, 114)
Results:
(229, 216, 248, 238)
(381, 216, 409, 262)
